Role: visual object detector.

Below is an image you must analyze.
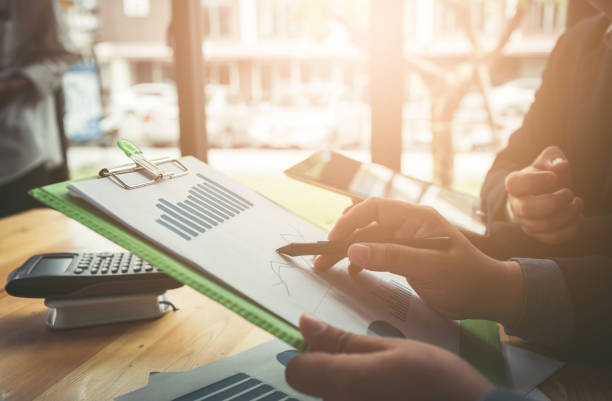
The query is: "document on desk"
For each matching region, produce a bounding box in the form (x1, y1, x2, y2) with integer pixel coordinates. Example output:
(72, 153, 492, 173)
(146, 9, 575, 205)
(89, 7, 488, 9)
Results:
(69, 156, 460, 353)
(115, 340, 563, 401)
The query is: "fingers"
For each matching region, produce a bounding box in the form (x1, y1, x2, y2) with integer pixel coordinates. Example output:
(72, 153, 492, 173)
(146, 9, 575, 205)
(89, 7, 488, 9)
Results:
(328, 198, 417, 241)
(288, 315, 392, 400)
(530, 212, 584, 245)
(532, 146, 568, 171)
(342, 198, 360, 215)
(531, 145, 571, 187)
(314, 208, 414, 272)
(509, 188, 575, 219)
(346, 242, 440, 281)
(547, 155, 570, 176)
(315, 203, 449, 272)
(313, 253, 346, 272)
(314, 222, 392, 271)
(505, 169, 557, 197)
(516, 196, 584, 234)
(286, 352, 376, 400)
(299, 314, 389, 354)
(506, 146, 572, 198)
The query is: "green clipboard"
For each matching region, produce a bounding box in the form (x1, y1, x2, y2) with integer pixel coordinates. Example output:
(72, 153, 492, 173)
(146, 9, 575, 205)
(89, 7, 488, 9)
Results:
(30, 170, 507, 386)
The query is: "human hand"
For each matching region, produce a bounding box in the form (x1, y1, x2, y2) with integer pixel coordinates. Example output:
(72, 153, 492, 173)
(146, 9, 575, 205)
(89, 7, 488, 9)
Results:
(314, 198, 524, 325)
(286, 314, 493, 401)
(505, 146, 584, 245)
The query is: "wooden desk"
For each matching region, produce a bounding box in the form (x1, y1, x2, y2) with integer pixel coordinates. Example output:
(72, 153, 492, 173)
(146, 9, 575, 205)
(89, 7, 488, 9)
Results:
(0, 209, 272, 401)
(1, 209, 611, 400)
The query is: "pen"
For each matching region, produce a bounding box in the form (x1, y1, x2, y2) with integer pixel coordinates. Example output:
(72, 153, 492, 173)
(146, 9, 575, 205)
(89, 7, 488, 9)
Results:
(276, 236, 451, 257)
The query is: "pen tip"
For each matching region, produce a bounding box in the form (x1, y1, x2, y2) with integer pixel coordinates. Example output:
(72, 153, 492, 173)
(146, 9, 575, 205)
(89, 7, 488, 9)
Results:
(276, 245, 291, 255)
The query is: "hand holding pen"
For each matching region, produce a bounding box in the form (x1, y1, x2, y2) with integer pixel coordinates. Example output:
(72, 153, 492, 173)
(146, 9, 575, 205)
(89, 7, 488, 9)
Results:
(276, 237, 451, 257)
(295, 198, 525, 326)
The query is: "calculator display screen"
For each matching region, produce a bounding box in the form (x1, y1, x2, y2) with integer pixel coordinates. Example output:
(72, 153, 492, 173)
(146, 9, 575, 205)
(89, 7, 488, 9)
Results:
(30, 257, 74, 276)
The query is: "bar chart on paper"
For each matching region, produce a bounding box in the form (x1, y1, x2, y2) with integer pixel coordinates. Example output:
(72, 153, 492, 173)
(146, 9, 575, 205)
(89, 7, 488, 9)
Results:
(155, 173, 254, 240)
(68, 156, 461, 357)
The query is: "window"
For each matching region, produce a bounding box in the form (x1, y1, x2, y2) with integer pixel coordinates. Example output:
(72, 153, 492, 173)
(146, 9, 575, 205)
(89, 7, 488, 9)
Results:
(123, 0, 150, 18)
(202, 1, 236, 39)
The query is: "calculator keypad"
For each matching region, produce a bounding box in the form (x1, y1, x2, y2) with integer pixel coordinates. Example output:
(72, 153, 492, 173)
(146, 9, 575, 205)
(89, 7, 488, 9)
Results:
(73, 253, 161, 275)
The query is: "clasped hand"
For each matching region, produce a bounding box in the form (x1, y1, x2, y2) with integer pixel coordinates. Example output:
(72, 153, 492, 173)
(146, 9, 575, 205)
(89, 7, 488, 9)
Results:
(505, 146, 584, 245)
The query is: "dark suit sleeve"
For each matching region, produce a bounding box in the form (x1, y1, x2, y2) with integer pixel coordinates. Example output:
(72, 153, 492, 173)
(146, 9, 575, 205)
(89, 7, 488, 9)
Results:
(554, 254, 612, 360)
(480, 388, 532, 401)
(479, 215, 612, 260)
(480, 33, 572, 223)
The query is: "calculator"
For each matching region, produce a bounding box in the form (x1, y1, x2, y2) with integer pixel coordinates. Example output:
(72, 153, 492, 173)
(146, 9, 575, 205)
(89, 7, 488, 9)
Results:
(5, 252, 183, 299)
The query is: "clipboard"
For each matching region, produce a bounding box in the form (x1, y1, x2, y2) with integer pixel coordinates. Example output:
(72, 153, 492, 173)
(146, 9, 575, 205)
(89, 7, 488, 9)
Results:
(29, 143, 507, 386)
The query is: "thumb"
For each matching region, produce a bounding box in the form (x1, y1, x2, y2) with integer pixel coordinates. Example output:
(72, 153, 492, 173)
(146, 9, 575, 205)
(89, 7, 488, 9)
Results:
(299, 314, 388, 354)
(533, 146, 568, 172)
(547, 155, 570, 181)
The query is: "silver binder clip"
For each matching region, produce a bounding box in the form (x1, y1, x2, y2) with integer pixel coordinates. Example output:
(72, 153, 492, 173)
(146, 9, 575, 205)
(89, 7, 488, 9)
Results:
(99, 140, 189, 190)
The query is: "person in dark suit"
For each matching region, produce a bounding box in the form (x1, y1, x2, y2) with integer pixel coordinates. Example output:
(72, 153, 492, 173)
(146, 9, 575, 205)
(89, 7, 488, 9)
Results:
(480, 2, 612, 260)
(283, 3, 612, 400)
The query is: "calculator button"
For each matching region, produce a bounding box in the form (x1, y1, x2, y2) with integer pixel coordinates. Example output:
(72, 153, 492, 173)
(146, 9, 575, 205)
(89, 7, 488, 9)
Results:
(144, 266, 153, 272)
(91, 268, 98, 274)
(101, 268, 109, 274)
(111, 267, 119, 273)
(74, 268, 84, 274)
(120, 267, 129, 273)
(133, 266, 142, 272)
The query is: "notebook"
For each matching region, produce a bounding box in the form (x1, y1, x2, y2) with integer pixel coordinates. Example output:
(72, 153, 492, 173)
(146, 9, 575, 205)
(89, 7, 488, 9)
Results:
(31, 156, 506, 385)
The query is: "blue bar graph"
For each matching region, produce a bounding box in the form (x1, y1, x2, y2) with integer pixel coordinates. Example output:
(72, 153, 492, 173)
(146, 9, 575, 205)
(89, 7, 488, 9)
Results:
(156, 174, 253, 240)
(172, 373, 248, 401)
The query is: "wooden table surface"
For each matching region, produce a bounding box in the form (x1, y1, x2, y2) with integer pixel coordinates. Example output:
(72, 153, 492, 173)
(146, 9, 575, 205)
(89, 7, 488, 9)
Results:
(1, 209, 611, 400)
(0, 209, 272, 401)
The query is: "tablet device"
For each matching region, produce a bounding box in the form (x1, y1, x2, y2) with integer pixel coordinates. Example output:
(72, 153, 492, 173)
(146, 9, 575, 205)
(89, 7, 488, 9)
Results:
(285, 150, 487, 236)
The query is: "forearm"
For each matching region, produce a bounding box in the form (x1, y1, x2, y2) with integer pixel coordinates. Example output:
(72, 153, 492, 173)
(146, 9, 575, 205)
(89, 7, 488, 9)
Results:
(484, 260, 525, 328)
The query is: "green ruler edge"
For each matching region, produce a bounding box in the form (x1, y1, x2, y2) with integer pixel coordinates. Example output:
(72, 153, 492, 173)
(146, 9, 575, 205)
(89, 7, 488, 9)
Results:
(30, 180, 305, 350)
(31, 178, 507, 385)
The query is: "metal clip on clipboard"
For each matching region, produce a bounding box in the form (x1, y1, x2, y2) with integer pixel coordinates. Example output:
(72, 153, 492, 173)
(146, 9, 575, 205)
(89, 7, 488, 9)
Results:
(99, 140, 189, 190)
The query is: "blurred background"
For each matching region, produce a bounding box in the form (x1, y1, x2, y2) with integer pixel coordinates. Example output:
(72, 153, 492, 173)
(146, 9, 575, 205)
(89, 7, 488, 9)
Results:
(57, 0, 580, 226)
